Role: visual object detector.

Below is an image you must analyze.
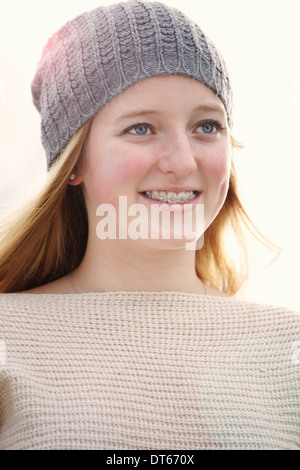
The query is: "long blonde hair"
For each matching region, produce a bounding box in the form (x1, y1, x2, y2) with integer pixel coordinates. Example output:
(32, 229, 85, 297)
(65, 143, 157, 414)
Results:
(0, 119, 277, 294)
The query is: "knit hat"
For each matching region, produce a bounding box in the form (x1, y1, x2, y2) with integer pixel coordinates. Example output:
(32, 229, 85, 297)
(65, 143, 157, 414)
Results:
(31, 0, 233, 169)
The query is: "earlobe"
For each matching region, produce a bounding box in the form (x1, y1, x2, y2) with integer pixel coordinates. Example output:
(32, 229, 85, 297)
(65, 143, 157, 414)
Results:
(68, 173, 83, 186)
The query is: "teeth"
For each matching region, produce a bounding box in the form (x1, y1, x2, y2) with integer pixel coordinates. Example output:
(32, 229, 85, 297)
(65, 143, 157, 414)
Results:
(144, 190, 197, 203)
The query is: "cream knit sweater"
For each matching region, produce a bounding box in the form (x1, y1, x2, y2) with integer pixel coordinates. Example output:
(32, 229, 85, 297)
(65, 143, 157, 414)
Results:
(0, 292, 299, 450)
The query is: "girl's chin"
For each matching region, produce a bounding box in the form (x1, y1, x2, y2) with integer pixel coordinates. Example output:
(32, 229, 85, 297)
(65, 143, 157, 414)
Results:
(123, 233, 204, 251)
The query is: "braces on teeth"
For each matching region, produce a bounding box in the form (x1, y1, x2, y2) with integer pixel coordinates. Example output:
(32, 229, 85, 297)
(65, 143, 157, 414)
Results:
(144, 191, 197, 204)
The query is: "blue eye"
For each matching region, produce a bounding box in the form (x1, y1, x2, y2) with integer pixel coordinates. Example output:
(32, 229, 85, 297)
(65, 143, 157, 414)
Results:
(134, 125, 149, 135)
(201, 123, 215, 134)
(196, 120, 225, 134)
(125, 123, 153, 135)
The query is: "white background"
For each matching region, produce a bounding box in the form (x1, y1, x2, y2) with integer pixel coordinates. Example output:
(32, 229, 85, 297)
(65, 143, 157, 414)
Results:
(0, 0, 299, 309)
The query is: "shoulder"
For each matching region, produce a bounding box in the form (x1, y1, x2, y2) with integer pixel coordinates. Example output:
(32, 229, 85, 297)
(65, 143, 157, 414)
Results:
(177, 292, 300, 339)
(209, 294, 300, 321)
(215, 295, 300, 343)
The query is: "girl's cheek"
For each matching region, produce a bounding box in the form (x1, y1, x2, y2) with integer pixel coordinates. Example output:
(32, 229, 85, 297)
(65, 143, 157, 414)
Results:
(87, 152, 148, 205)
(100, 153, 146, 183)
(204, 144, 231, 182)
(202, 146, 231, 209)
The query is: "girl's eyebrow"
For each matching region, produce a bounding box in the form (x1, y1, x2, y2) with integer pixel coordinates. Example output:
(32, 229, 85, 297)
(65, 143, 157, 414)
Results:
(193, 104, 226, 117)
(116, 110, 159, 122)
(116, 103, 226, 123)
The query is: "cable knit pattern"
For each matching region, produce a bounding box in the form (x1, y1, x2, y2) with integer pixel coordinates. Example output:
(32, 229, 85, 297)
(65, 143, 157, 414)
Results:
(0, 292, 299, 450)
(31, 0, 233, 168)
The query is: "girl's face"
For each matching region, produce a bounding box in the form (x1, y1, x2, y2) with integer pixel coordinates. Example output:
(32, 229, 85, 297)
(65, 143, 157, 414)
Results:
(77, 75, 232, 249)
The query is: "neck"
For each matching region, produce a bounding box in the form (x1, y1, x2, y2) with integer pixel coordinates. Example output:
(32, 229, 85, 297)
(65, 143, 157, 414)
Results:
(70, 237, 206, 295)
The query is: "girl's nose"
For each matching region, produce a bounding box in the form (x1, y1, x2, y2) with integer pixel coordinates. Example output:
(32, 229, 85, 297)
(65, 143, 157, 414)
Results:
(157, 131, 198, 178)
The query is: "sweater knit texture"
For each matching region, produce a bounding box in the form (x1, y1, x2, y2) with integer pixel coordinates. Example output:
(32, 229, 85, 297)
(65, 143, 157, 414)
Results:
(0, 291, 299, 450)
(31, 0, 233, 168)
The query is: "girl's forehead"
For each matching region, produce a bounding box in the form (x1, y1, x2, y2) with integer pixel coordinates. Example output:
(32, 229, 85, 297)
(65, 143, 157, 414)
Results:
(93, 75, 225, 119)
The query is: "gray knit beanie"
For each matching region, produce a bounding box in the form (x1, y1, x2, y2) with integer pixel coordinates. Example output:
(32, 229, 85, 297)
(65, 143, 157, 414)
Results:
(31, 0, 233, 169)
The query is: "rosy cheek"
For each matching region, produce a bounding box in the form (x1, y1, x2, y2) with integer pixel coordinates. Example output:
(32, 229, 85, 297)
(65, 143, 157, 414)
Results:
(202, 145, 231, 212)
(99, 153, 144, 183)
(87, 152, 148, 205)
(204, 146, 231, 183)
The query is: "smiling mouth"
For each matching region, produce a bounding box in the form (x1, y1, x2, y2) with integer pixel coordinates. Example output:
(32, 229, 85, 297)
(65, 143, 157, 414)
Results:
(140, 190, 200, 204)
